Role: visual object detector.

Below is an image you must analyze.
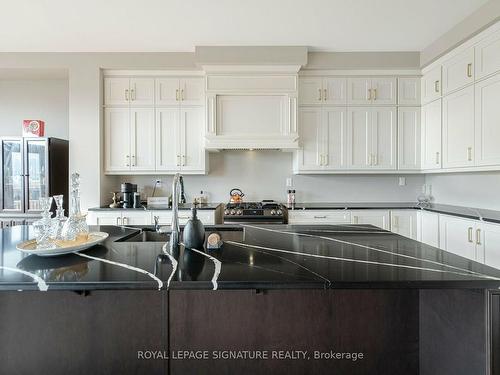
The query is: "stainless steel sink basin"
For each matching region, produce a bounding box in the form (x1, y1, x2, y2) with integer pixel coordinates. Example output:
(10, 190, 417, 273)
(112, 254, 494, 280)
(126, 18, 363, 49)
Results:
(123, 231, 170, 242)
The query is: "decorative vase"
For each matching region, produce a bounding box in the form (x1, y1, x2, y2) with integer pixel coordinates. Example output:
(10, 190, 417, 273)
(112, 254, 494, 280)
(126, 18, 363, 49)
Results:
(183, 207, 205, 249)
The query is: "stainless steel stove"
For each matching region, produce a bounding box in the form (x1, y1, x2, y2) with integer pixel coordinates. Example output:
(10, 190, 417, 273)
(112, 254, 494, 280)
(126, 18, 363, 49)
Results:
(223, 200, 286, 224)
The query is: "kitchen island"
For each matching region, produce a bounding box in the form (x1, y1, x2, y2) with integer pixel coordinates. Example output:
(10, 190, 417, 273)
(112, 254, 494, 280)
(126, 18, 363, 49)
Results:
(1, 224, 499, 375)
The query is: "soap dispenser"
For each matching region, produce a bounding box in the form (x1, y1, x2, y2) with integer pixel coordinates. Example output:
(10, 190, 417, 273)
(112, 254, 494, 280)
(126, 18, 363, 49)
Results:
(183, 206, 205, 249)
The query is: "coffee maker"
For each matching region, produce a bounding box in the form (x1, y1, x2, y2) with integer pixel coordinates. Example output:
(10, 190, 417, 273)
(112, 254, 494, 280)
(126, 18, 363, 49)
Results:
(121, 183, 137, 209)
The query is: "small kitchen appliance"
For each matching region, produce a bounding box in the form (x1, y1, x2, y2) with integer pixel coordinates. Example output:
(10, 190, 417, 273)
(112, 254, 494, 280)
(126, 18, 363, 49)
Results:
(121, 183, 137, 209)
(223, 200, 286, 224)
(229, 188, 245, 203)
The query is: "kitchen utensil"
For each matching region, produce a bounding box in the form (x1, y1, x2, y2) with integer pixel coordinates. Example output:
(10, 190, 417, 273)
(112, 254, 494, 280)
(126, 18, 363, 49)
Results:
(229, 188, 245, 203)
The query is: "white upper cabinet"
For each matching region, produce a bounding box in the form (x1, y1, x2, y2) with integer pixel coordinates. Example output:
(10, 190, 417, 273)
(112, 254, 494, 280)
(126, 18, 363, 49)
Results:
(104, 77, 154, 106)
(179, 107, 206, 172)
(442, 85, 475, 168)
(398, 107, 420, 170)
(299, 77, 323, 105)
(130, 109, 155, 171)
(295, 107, 323, 170)
(104, 78, 130, 106)
(421, 99, 442, 170)
(442, 47, 474, 95)
(351, 210, 390, 230)
(475, 73, 500, 166)
(323, 78, 347, 105)
(104, 108, 130, 171)
(156, 78, 181, 106)
(398, 78, 420, 106)
(298, 77, 346, 105)
(129, 78, 154, 106)
(421, 66, 441, 105)
(347, 77, 396, 105)
(371, 78, 397, 105)
(156, 77, 204, 106)
(371, 107, 397, 169)
(474, 27, 500, 80)
(323, 108, 347, 169)
(347, 108, 371, 168)
(156, 108, 181, 171)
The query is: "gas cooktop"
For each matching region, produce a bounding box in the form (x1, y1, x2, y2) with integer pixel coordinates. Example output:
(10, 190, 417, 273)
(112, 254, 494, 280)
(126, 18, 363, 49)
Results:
(223, 200, 286, 224)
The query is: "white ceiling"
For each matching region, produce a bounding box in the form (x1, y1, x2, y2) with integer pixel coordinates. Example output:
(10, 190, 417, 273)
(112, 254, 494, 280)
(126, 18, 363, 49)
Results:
(0, 0, 488, 52)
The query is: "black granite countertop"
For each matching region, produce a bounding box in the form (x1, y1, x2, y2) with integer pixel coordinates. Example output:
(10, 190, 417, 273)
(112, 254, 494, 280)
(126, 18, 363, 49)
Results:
(88, 203, 222, 211)
(288, 202, 500, 224)
(2, 224, 500, 291)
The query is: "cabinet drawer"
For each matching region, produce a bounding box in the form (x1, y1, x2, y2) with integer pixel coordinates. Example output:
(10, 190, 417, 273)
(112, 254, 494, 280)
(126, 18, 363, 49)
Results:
(152, 210, 215, 225)
(288, 210, 351, 224)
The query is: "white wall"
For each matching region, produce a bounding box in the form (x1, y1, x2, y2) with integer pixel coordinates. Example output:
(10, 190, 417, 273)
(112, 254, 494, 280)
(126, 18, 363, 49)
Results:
(0, 79, 68, 138)
(426, 172, 500, 210)
(116, 151, 425, 204)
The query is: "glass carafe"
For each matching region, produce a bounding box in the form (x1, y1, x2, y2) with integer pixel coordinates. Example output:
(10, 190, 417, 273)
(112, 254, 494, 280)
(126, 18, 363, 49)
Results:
(61, 173, 89, 242)
(32, 197, 55, 249)
(50, 194, 67, 240)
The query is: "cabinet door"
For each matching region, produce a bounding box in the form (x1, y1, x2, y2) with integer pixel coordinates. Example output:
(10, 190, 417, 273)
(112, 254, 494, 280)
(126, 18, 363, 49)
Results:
(347, 108, 371, 169)
(180, 78, 204, 106)
(371, 107, 396, 169)
(298, 77, 323, 105)
(439, 215, 476, 260)
(475, 73, 500, 166)
(474, 28, 500, 79)
(442, 85, 475, 168)
(323, 108, 346, 169)
(1, 139, 24, 212)
(442, 47, 474, 94)
(156, 78, 180, 106)
(347, 78, 371, 105)
(371, 77, 397, 105)
(480, 222, 500, 269)
(122, 212, 152, 226)
(390, 210, 417, 239)
(296, 107, 323, 170)
(104, 108, 130, 172)
(323, 78, 347, 105)
(398, 107, 420, 170)
(24, 139, 49, 213)
(351, 210, 390, 230)
(129, 78, 154, 106)
(421, 66, 441, 104)
(130, 109, 155, 171)
(398, 77, 420, 106)
(156, 108, 180, 171)
(104, 77, 130, 106)
(180, 107, 205, 172)
(419, 211, 440, 248)
(421, 100, 442, 169)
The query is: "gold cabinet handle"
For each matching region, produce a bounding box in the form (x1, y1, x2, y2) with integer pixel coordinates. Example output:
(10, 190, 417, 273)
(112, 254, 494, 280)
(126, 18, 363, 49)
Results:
(434, 80, 440, 93)
(130, 86, 136, 101)
(318, 88, 322, 101)
(181, 89, 185, 101)
(123, 217, 128, 225)
(116, 217, 120, 226)
(125, 155, 130, 167)
(353, 216, 359, 224)
(367, 154, 372, 166)
(436, 151, 440, 165)
(125, 89, 129, 101)
(368, 88, 372, 100)
(468, 227, 473, 243)
(182, 155, 186, 166)
(467, 147, 473, 161)
(373, 88, 377, 100)
(176, 155, 181, 166)
(175, 89, 179, 101)
(467, 63, 472, 78)
(476, 228, 481, 245)
(314, 215, 327, 219)
(372, 154, 378, 166)
(393, 216, 399, 229)
(323, 89, 327, 101)
(131, 155, 136, 166)
(323, 154, 327, 165)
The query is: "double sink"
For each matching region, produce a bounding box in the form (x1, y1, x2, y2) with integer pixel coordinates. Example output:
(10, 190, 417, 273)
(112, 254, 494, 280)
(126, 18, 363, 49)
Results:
(119, 226, 244, 243)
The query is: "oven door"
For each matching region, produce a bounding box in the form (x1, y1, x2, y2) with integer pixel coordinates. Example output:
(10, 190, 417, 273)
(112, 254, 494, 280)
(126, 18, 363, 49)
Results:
(223, 216, 285, 224)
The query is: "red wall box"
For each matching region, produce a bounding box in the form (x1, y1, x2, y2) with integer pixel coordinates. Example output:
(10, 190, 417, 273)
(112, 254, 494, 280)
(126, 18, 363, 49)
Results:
(22, 120, 45, 137)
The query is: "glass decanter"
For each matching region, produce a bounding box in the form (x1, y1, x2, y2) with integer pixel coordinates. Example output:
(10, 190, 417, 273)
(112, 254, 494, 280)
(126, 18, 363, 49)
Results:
(32, 197, 55, 249)
(50, 194, 67, 240)
(61, 173, 89, 242)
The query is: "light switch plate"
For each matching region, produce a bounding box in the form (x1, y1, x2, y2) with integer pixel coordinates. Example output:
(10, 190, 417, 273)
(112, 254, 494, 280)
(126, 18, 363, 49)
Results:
(286, 178, 293, 187)
(398, 177, 406, 186)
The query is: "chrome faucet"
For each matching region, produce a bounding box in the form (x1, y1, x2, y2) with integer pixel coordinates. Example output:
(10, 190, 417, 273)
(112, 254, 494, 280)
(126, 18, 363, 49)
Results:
(169, 173, 182, 251)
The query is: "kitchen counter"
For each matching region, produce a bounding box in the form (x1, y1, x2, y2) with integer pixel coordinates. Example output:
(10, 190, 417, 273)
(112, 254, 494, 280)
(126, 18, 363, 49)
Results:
(289, 202, 500, 224)
(2, 223, 500, 291)
(88, 202, 222, 211)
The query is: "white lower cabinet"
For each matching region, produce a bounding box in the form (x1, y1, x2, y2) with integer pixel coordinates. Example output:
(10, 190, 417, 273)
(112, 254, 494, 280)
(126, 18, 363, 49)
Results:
(351, 210, 390, 230)
(88, 211, 152, 226)
(417, 211, 440, 248)
(480, 222, 500, 269)
(390, 210, 417, 239)
(288, 210, 351, 225)
(439, 214, 479, 261)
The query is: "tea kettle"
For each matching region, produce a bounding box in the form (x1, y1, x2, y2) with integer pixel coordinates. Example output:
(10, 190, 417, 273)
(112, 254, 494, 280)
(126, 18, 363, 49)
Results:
(229, 188, 245, 203)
